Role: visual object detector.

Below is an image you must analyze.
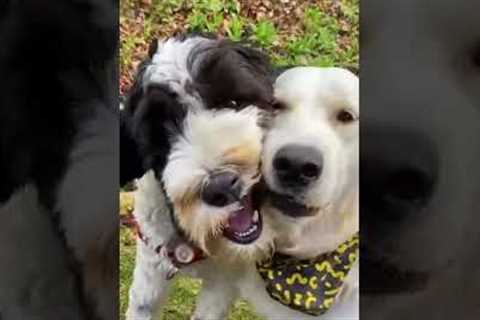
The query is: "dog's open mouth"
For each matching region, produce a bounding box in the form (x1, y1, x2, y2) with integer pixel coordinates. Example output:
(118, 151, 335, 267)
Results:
(268, 190, 317, 217)
(223, 192, 263, 245)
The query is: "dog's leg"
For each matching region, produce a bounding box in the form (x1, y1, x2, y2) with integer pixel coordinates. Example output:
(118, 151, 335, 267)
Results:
(126, 242, 174, 320)
(191, 273, 237, 320)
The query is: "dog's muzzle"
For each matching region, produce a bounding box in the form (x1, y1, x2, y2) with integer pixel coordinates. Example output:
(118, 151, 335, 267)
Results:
(273, 144, 323, 190)
(202, 171, 263, 245)
(201, 171, 242, 207)
(267, 190, 318, 218)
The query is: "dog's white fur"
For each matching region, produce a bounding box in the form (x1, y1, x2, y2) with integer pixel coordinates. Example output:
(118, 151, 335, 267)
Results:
(143, 37, 208, 110)
(245, 67, 359, 319)
(162, 107, 273, 258)
(262, 67, 359, 258)
(128, 36, 275, 261)
(127, 67, 359, 320)
(127, 107, 274, 320)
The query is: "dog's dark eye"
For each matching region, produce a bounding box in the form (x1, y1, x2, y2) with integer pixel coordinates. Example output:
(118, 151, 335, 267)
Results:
(226, 100, 238, 108)
(336, 109, 357, 123)
(216, 100, 239, 109)
(272, 100, 287, 111)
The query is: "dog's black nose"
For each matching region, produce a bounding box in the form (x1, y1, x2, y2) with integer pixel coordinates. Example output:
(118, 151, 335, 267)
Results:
(273, 144, 323, 188)
(201, 171, 242, 207)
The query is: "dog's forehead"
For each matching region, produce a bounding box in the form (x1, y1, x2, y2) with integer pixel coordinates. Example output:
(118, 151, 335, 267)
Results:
(182, 106, 263, 160)
(162, 106, 263, 199)
(275, 67, 358, 110)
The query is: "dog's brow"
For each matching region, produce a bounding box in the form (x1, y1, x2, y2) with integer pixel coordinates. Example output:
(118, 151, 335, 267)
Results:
(221, 146, 260, 167)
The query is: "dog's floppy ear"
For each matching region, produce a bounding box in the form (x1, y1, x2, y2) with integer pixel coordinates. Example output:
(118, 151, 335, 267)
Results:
(190, 40, 274, 110)
(121, 58, 187, 186)
(120, 110, 144, 187)
(120, 59, 151, 186)
(123, 58, 151, 115)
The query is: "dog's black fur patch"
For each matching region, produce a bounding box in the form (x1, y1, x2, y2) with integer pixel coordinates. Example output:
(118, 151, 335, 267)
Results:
(188, 40, 274, 110)
(121, 36, 274, 185)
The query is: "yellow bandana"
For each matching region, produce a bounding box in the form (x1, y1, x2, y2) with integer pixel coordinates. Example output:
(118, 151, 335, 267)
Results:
(257, 233, 359, 316)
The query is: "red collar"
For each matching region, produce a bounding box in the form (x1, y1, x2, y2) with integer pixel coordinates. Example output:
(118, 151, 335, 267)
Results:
(122, 213, 206, 270)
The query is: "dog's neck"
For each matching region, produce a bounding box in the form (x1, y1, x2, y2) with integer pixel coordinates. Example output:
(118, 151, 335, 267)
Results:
(271, 189, 358, 259)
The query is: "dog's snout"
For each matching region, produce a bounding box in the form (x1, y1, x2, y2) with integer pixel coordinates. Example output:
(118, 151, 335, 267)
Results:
(201, 171, 242, 207)
(273, 144, 323, 188)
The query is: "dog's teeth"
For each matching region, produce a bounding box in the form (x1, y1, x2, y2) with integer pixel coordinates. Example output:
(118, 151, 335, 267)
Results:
(253, 210, 259, 222)
(234, 224, 259, 239)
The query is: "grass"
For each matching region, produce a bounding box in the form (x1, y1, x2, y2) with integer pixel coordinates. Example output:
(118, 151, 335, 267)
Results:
(119, 0, 359, 93)
(120, 0, 358, 318)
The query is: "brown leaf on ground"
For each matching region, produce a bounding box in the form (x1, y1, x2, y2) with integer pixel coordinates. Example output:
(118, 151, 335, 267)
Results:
(120, 0, 358, 95)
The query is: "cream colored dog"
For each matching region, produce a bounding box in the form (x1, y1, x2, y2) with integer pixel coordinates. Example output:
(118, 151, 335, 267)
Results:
(244, 67, 359, 319)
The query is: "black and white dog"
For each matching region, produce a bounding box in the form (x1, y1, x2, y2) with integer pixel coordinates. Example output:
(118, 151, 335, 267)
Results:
(122, 34, 358, 319)
(0, 1, 118, 319)
(121, 35, 275, 319)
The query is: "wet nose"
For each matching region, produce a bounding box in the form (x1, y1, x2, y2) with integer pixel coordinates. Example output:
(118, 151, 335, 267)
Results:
(201, 171, 242, 207)
(273, 144, 323, 188)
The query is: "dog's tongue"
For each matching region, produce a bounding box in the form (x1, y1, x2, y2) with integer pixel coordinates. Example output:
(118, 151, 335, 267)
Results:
(228, 207, 253, 233)
(227, 196, 253, 233)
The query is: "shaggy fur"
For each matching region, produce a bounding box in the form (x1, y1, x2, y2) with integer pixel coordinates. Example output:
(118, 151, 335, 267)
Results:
(121, 35, 275, 258)
(121, 35, 274, 183)
(123, 35, 276, 320)
(0, 1, 118, 319)
(126, 65, 359, 319)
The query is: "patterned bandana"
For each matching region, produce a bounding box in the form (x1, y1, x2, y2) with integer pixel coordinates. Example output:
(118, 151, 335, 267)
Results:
(257, 233, 359, 316)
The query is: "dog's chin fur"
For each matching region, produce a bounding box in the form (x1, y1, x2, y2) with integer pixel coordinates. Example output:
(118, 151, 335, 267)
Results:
(206, 221, 275, 263)
(262, 67, 359, 258)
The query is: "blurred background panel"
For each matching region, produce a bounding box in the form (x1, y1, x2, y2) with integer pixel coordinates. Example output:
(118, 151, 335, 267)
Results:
(0, 0, 119, 319)
(361, 0, 480, 319)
